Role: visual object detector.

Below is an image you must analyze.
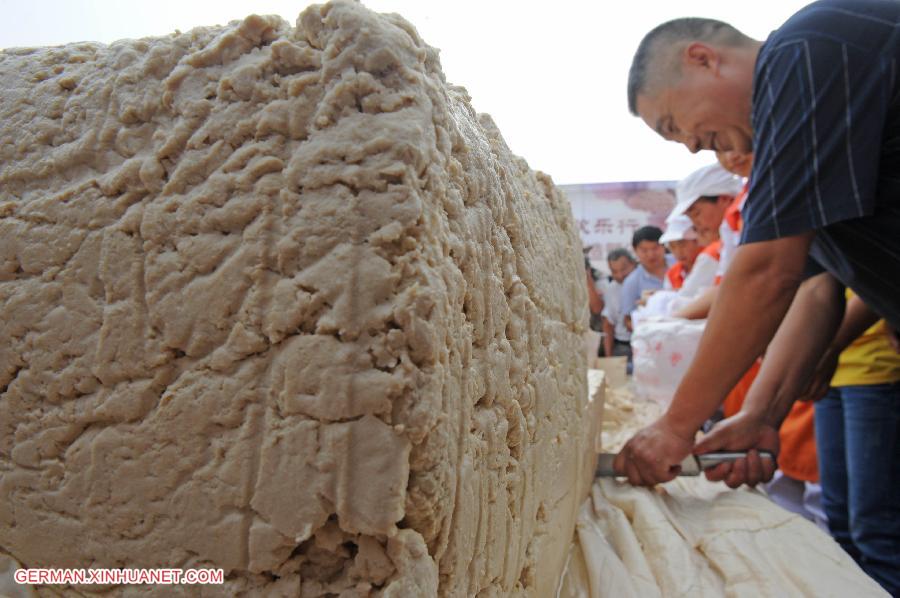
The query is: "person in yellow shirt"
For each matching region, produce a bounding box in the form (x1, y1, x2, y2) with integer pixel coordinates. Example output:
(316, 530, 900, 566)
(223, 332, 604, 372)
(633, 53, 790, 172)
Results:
(808, 291, 900, 592)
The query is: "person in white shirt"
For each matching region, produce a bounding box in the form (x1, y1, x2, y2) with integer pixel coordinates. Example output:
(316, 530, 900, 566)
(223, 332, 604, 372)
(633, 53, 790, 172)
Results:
(601, 248, 637, 359)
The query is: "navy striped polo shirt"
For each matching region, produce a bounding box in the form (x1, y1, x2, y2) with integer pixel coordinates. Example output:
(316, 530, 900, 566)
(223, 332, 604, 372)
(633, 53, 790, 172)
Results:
(741, 0, 900, 329)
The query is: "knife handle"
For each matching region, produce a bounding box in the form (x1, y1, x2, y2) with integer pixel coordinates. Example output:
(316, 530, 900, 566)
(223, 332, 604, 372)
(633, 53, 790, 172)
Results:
(695, 450, 776, 469)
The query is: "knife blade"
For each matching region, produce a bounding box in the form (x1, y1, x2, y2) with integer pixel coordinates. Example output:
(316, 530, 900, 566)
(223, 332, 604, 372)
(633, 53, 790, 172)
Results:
(595, 450, 776, 477)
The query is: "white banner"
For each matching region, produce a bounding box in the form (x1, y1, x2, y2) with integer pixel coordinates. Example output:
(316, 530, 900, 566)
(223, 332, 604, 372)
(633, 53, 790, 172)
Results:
(560, 181, 676, 273)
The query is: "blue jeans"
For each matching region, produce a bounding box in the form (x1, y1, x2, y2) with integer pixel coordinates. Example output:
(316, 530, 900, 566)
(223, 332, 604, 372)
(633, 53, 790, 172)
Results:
(815, 383, 900, 596)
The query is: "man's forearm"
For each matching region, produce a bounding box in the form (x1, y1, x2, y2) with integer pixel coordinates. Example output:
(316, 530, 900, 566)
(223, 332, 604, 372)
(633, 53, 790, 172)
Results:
(674, 286, 717, 320)
(739, 272, 845, 426)
(662, 233, 815, 437)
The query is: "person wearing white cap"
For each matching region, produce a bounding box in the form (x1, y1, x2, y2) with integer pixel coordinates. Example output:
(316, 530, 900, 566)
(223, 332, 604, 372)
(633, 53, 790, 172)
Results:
(667, 163, 744, 320)
(672, 163, 744, 240)
(659, 214, 716, 296)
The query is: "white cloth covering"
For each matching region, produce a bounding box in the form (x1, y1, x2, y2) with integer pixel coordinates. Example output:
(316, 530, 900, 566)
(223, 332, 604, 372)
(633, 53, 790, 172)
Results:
(558, 381, 888, 598)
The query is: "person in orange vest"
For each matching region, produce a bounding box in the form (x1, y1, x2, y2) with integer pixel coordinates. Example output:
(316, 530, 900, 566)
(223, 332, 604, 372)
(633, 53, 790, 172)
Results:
(670, 162, 743, 319)
(660, 216, 701, 290)
(712, 149, 752, 286)
(663, 164, 747, 400)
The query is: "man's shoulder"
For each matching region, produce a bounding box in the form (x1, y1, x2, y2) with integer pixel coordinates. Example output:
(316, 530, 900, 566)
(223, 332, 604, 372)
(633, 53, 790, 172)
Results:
(623, 266, 644, 288)
(766, 0, 900, 51)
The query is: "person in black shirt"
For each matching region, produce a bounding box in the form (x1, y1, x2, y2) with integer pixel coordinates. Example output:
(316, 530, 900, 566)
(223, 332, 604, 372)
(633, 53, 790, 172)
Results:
(616, 2, 900, 593)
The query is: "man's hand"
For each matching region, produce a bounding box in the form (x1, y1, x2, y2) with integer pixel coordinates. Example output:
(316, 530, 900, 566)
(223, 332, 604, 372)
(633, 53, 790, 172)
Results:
(674, 286, 717, 320)
(693, 411, 779, 488)
(613, 416, 694, 486)
(636, 289, 657, 307)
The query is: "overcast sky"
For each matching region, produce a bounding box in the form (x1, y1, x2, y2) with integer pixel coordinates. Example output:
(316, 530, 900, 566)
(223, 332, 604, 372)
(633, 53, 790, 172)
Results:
(0, 1, 813, 184)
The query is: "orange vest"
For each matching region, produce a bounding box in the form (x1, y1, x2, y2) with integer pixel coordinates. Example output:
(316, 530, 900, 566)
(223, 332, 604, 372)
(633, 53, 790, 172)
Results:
(721, 361, 819, 483)
(777, 400, 819, 482)
(713, 192, 746, 285)
(701, 239, 722, 262)
(722, 358, 760, 418)
(723, 196, 743, 233)
(666, 262, 686, 290)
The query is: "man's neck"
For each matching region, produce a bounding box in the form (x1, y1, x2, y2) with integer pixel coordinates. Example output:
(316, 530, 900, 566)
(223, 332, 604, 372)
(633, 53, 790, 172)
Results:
(644, 262, 668, 279)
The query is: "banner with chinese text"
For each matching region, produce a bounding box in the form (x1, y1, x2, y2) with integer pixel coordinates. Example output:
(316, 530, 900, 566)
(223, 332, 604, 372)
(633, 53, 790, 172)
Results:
(561, 181, 676, 273)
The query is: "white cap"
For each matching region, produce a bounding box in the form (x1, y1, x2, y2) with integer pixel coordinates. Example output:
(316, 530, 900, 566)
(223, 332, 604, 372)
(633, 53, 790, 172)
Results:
(672, 163, 743, 217)
(659, 214, 698, 243)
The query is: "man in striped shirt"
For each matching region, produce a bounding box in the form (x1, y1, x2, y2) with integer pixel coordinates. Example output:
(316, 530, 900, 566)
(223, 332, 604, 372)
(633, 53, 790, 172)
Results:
(614, 1, 900, 592)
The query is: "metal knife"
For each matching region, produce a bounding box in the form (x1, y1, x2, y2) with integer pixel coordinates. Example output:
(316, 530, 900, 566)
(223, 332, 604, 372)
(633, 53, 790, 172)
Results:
(595, 450, 777, 477)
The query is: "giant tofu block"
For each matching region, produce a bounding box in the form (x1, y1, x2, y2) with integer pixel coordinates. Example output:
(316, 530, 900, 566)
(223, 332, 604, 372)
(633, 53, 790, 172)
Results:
(0, 2, 592, 595)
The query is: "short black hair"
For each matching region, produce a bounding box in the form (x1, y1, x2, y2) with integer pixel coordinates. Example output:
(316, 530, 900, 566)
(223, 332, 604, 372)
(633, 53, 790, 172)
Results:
(632, 225, 663, 248)
(627, 17, 753, 115)
(607, 248, 636, 264)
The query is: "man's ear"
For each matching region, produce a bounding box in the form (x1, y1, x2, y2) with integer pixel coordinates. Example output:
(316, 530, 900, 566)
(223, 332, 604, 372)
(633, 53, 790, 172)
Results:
(684, 42, 720, 72)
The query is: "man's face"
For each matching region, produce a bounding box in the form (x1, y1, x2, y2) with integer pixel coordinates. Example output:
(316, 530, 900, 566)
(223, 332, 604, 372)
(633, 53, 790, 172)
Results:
(609, 256, 636, 283)
(635, 44, 755, 155)
(696, 226, 719, 246)
(633, 240, 666, 271)
(685, 196, 731, 237)
(667, 239, 702, 268)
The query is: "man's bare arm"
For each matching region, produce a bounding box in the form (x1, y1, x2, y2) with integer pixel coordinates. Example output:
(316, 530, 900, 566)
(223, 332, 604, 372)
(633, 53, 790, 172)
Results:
(662, 232, 814, 437)
(613, 232, 814, 486)
(738, 272, 845, 423)
(696, 271, 845, 487)
(674, 286, 718, 320)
